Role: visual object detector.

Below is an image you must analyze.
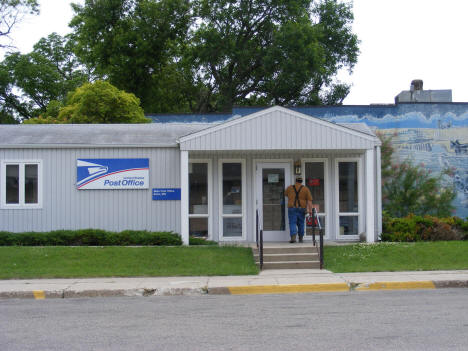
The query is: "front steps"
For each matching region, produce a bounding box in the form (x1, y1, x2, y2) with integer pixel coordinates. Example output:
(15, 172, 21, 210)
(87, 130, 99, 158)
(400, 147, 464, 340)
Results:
(253, 243, 320, 269)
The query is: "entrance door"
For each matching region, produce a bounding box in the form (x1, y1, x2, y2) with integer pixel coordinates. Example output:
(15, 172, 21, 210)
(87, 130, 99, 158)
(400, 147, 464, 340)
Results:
(256, 162, 291, 241)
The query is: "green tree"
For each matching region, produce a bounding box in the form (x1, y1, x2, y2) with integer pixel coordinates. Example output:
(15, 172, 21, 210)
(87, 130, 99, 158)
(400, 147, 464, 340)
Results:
(70, 0, 191, 113)
(189, 0, 359, 111)
(0, 33, 89, 120)
(25, 81, 150, 124)
(0, 109, 17, 123)
(379, 133, 456, 217)
(0, 60, 30, 122)
(0, 0, 39, 49)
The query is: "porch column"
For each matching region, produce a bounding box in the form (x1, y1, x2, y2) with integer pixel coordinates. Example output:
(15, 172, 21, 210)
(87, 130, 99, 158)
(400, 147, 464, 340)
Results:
(180, 150, 189, 245)
(365, 148, 376, 243)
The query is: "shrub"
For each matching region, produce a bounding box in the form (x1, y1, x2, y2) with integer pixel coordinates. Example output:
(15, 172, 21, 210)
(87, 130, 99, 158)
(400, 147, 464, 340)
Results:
(0, 229, 182, 246)
(378, 132, 456, 217)
(381, 214, 468, 242)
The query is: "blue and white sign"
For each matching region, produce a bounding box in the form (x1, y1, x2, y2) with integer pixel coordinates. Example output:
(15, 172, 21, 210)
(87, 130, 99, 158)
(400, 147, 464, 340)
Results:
(152, 188, 181, 200)
(77, 159, 149, 190)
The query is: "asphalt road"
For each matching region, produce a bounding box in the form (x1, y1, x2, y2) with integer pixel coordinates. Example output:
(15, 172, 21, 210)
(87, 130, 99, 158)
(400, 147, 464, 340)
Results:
(1, 289, 468, 351)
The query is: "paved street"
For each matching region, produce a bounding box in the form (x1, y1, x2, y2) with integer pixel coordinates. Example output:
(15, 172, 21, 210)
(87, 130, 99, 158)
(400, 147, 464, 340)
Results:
(1, 289, 468, 351)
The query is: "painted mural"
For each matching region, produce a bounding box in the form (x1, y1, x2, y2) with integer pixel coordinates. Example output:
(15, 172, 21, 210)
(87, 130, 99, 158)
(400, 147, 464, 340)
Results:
(290, 104, 468, 219)
(149, 103, 468, 218)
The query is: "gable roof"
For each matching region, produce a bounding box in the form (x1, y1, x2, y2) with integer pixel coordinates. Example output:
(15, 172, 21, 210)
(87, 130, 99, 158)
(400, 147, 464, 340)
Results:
(178, 106, 380, 151)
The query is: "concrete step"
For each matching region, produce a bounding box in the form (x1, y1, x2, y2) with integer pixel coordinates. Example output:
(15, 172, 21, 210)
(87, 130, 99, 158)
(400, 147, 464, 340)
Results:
(253, 246, 317, 255)
(259, 261, 320, 270)
(254, 253, 318, 262)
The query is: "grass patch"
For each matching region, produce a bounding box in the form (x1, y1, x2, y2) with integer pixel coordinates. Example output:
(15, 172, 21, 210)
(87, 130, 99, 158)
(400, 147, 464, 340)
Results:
(0, 246, 259, 279)
(325, 241, 468, 273)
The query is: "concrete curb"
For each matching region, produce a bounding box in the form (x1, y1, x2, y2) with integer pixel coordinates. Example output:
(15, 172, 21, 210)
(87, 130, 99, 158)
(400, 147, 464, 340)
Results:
(1, 280, 468, 299)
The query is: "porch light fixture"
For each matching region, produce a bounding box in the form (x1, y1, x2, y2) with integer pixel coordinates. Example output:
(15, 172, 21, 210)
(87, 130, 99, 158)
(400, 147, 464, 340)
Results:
(294, 159, 301, 175)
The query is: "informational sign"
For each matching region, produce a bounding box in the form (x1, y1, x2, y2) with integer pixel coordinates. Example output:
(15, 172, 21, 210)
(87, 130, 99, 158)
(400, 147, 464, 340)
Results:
(308, 178, 320, 187)
(77, 159, 149, 190)
(268, 173, 279, 183)
(152, 188, 181, 200)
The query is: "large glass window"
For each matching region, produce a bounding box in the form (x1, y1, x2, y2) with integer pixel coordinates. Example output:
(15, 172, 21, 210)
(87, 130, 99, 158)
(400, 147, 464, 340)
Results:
(25, 164, 38, 204)
(6, 164, 19, 204)
(2, 161, 41, 208)
(339, 162, 358, 213)
(220, 161, 244, 239)
(189, 162, 210, 238)
(337, 161, 359, 237)
(304, 161, 327, 237)
(222, 163, 242, 214)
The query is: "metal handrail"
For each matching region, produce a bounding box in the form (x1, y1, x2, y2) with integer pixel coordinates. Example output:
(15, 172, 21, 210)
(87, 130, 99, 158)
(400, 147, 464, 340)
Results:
(311, 208, 324, 269)
(259, 229, 263, 270)
(256, 210, 259, 248)
(256, 209, 263, 270)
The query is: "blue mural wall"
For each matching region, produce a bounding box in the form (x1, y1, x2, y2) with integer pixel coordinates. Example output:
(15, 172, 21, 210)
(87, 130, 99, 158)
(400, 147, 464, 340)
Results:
(148, 103, 468, 218)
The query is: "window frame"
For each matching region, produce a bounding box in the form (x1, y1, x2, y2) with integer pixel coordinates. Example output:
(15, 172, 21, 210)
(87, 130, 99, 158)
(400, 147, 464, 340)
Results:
(218, 159, 246, 241)
(188, 159, 212, 240)
(1, 160, 43, 209)
(334, 157, 362, 240)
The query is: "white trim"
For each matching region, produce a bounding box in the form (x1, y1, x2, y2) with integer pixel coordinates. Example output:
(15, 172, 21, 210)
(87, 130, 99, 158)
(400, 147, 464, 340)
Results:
(188, 159, 213, 240)
(180, 151, 189, 245)
(334, 157, 362, 240)
(302, 158, 329, 239)
(178, 106, 379, 145)
(365, 149, 376, 243)
(218, 159, 246, 241)
(1, 160, 43, 209)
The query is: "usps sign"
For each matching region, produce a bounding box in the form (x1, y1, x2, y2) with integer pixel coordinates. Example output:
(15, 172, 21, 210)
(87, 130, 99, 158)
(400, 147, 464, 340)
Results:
(77, 159, 149, 190)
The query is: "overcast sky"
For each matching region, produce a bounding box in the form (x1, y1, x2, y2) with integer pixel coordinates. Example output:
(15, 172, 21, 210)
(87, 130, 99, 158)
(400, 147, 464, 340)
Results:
(2, 0, 468, 105)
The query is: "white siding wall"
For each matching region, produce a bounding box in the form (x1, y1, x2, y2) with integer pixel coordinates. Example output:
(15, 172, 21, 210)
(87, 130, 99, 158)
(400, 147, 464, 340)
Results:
(181, 109, 376, 151)
(0, 147, 181, 233)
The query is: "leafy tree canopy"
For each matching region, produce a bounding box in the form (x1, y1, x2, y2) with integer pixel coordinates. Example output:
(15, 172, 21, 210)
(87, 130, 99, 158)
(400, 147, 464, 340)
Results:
(0, 0, 39, 49)
(24, 80, 150, 124)
(379, 133, 456, 218)
(69, 0, 359, 113)
(0, 33, 90, 121)
(187, 0, 359, 111)
(70, 0, 192, 113)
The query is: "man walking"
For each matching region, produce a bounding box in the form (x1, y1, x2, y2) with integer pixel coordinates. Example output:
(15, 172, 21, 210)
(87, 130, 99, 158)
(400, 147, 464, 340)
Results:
(284, 177, 313, 243)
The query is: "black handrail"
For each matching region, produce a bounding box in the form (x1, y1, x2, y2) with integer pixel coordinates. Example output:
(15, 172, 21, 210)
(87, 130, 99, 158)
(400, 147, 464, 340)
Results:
(259, 229, 263, 270)
(256, 209, 263, 270)
(311, 208, 324, 269)
(256, 210, 259, 248)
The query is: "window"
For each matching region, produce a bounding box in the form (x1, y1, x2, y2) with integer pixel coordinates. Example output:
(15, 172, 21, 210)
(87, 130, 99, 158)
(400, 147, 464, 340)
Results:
(1, 160, 42, 209)
(189, 161, 211, 238)
(336, 160, 360, 237)
(219, 160, 245, 239)
(303, 159, 328, 237)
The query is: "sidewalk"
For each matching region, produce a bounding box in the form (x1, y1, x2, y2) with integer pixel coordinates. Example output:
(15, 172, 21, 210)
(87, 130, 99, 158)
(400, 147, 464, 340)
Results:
(2, 269, 468, 299)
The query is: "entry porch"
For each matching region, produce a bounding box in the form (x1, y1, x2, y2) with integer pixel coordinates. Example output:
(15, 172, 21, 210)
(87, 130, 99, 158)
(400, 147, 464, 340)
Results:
(177, 106, 382, 245)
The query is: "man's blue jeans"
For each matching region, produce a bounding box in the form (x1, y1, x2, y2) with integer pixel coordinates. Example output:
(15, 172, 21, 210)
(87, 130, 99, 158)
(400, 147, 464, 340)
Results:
(288, 207, 306, 238)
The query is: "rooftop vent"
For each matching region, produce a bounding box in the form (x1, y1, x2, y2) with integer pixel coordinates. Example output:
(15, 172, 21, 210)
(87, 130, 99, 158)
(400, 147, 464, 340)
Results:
(410, 79, 423, 91)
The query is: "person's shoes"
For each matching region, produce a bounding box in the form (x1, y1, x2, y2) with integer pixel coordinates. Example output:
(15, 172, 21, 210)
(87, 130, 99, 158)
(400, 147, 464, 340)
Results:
(298, 236, 303, 243)
(289, 235, 296, 243)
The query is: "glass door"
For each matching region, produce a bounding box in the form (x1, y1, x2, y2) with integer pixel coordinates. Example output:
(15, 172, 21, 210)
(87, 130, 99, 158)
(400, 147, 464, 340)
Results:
(256, 162, 291, 241)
